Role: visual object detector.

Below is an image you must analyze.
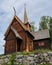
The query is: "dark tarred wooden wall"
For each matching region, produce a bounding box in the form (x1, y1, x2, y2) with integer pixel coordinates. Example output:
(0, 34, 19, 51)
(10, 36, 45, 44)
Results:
(33, 39, 51, 50)
(5, 18, 34, 54)
(5, 30, 16, 54)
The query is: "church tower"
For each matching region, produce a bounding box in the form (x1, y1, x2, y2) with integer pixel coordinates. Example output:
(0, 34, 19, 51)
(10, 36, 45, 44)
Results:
(24, 4, 31, 31)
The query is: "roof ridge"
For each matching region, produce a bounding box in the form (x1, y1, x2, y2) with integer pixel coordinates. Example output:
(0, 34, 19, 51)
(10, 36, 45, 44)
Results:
(33, 29, 49, 33)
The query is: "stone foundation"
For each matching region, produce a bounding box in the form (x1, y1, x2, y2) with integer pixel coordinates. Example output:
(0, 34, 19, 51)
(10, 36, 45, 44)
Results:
(0, 52, 52, 65)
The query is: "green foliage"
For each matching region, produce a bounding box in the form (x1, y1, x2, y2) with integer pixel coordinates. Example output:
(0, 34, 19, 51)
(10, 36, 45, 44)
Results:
(49, 17, 52, 43)
(31, 25, 35, 32)
(32, 49, 52, 54)
(39, 16, 50, 30)
(30, 22, 36, 32)
(39, 16, 52, 43)
(16, 52, 33, 55)
(16, 49, 52, 55)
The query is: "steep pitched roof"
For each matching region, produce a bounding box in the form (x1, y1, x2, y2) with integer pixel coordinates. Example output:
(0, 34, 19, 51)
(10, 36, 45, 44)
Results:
(11, 26, 22, 39)
(31, 29, 50, 40)
(4, 15, 26, 36)
(4, 15, 34, 38)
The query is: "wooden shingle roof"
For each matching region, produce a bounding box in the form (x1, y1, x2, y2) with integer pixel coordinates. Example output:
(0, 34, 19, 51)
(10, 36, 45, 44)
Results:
(31, 29, 50, 40)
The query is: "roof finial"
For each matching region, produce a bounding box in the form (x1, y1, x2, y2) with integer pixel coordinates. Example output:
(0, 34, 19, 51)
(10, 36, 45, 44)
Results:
(13, 7, 16, 16)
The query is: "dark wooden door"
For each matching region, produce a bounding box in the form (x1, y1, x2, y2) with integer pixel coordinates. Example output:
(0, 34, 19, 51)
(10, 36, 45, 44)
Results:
(17, 40, 21, 51)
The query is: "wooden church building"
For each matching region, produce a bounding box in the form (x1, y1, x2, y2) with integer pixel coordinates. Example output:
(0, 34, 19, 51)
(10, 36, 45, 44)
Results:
(4, 6, 51, 54)
(4, 7, 34, 54)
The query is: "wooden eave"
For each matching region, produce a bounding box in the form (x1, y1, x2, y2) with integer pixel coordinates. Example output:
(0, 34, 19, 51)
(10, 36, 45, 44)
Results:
(33, 38, 50, 41)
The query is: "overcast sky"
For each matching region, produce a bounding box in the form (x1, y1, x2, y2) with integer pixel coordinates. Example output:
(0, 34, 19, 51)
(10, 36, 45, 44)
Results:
(0, 0, 52, 54)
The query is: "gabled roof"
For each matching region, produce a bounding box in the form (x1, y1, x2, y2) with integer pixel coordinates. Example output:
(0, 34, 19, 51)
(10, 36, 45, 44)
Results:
(4, 15, 27, 36)
(4, 15, 34, 38)
(11, 26, 22, 40)
(31, 29, 50, 40)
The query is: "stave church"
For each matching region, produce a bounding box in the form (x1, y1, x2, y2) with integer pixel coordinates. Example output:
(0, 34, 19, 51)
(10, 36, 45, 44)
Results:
(4, 6, 51, 54)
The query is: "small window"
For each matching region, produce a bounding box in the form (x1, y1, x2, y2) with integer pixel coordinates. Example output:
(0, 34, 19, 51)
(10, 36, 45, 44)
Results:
(38, 42, 44, 46)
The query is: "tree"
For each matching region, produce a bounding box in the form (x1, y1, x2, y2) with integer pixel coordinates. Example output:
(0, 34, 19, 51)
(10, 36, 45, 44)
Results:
(49, 17, 52, 43)
(39, 16, 52, 43)
(39, 16, 50, 30)
(30, 22, 36, 32)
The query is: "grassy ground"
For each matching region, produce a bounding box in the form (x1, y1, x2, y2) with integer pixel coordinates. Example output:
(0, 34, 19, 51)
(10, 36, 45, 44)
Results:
(0, 49, 52, 56)
(15, 49, 52, 55)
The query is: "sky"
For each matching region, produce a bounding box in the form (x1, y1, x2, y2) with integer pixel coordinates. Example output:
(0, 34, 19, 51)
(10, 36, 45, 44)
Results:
(0, 0, 52, 54)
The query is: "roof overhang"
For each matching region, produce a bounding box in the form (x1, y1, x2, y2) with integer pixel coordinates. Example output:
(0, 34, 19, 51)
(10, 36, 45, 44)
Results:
(11, 26, 22, 40)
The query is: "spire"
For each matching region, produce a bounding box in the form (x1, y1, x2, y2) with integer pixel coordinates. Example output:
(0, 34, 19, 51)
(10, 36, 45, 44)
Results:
(24, 4, 28, 24)
(24, 4, 31, 31)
